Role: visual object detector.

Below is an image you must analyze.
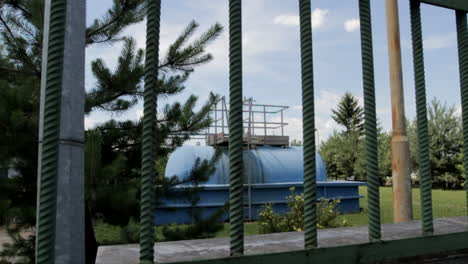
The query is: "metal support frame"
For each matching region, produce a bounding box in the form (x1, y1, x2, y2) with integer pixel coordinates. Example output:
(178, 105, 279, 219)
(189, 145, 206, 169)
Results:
(36, 0, 86, 263)
(298, 0, 317, 250)
(455, 10, 468, 214)
(206, 97, 289, 139)
(140, 0, 161, 263)
(169, 231, 468, 264)
(359, 0, 381, 242)
(409, 0, 434, 235)
(419, 0, 468, 12)
(228, 0, 244, 256)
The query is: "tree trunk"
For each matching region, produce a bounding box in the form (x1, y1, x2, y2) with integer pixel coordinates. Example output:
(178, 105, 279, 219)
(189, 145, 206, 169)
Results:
(85, 203, 98, 264)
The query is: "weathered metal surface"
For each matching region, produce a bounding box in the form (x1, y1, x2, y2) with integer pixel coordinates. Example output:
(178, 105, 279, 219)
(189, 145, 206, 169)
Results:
(385, 0, 414, 223)
(228, 0, 244, 256)
(140, 0, 161, 262)
(455, 11, 468, 215)
(298, 0, 317, 250)
(53, 0, 86, 262)
(37, 0, 86, 263)
(409, 0, 434, 235)
(36, 0, 50, 260)
(358, 0, 381, 242)
(419, 0, 468, 12)
(96, 217, 468, 264)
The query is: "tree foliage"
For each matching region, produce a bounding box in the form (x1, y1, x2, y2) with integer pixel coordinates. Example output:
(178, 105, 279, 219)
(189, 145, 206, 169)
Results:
(331, 92, 364, 134)
(322, 95, 465, 189)
(0, 0, 224, 262)
(407, 99, 464, 189)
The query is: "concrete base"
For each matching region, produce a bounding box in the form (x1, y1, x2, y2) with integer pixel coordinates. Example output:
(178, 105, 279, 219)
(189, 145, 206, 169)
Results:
(96, 216, 468, 264)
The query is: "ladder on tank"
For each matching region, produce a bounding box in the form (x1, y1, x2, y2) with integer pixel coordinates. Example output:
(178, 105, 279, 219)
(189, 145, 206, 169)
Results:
(243, 170, 253, 221)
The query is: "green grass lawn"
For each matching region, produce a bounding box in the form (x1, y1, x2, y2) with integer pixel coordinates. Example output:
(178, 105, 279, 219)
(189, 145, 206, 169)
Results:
(339, 186, 467, 227)
(215, 186, 467, 237)
(95, 186, 467, 243)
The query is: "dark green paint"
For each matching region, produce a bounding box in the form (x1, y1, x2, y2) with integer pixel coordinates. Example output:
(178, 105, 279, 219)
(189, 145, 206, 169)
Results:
(358, 0, 381, 242)
(419, 0, 468, 12)
(410, 0, 434, 235)
(169, 232, 468, 264)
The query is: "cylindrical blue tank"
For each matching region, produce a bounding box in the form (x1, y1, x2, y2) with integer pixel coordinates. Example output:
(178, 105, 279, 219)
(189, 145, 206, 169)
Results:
(164, 146, 327, 184)
(157, 145, 364, 225)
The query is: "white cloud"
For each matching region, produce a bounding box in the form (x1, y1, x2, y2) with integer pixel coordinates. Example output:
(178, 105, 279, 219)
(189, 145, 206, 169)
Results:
(273, 8, 329, 29)
(311, 8, 329, 29)
(423, 33, 456, 50)
(136, 110, 144, 119)
(344, 18, 360, 32)
(84, 116, 98, 130)
(273, 14, 299, 26)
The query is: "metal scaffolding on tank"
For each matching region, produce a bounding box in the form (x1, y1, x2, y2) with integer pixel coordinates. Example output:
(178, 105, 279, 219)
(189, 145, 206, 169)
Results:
(200, 96, 290, 148)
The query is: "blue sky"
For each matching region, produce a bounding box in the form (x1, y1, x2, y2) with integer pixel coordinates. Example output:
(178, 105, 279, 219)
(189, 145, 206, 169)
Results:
(85, 0, 463, 144)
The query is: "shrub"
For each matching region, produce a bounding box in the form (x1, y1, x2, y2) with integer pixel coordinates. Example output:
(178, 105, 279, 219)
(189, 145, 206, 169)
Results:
(94, 220, 125, 245)
(257, 189, 348, 234)
(161, 205, 226, 241)
(317, 199, 348, 229)
(121, 218, 140, 243)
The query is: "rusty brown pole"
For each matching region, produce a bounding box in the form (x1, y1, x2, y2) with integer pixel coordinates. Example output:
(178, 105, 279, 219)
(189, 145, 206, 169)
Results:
(385, 0, 413, 223)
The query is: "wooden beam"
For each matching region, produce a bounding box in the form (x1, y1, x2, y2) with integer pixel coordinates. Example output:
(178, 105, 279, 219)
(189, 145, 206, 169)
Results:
(419, 0, 468, 12)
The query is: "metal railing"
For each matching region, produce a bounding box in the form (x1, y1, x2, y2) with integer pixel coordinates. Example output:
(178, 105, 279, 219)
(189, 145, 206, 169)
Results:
(34, 0, 468, 263)
(207, 96, 289, 138)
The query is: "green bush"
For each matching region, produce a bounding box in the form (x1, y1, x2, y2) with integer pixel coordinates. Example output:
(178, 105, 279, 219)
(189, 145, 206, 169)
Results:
(257, 188, 348, 234)
(121, 218, 140, 243)
(317, 199, 348, 229)
(94, 220, 126, 245)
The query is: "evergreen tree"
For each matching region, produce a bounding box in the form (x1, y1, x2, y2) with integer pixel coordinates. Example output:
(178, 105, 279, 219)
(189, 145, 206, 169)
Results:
(0, 1, 223, 262)
(331, 92, 364, 134)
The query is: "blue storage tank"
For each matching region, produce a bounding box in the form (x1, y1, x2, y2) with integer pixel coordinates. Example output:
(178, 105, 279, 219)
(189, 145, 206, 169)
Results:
(164, 146, 327, 184)
(156, 146, 365, 225)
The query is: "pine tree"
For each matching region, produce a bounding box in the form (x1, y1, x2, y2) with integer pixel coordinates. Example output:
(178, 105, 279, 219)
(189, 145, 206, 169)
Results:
(0, 1, 223, 262)
(331, 92, 364, 134)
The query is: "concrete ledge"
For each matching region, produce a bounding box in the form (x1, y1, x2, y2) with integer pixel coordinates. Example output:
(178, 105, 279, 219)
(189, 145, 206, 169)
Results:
(96, 216, 468, 264)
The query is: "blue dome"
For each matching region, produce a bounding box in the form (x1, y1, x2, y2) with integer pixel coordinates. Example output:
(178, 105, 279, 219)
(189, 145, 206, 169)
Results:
(164, 145, 327, 184)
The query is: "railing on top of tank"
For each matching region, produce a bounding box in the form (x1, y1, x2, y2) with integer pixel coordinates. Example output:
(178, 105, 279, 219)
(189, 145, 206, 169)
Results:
(34, 0, 468, 263)
(207, 96, 289, 138)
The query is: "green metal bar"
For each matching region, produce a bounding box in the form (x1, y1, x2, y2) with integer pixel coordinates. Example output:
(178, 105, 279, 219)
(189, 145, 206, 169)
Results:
(455, 10, 468, 215)
(140, 0, 161, 262)
(410, 0, 434, 236)
(419, 0, 468, 12)
(358, 0, 381, 242)
(298, 0, 317, 249)
(169, 231, 468, 264)
(36, 0, 67, 263)
(229, 0, 244, 256)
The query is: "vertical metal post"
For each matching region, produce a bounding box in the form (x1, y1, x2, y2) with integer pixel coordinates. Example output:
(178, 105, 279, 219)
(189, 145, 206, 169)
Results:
(215, 101, 218, 136)
(359, 0, 381, 241)
(36, 0, 50, 259)
(281, 110, 284, 136)
(140, 0, 161, 263)
(410, 0, 434, 235)
(229, 0, 244, 256)
(385, 0, 413, 223)
(298, 0, 317, 249)
(36, 0, 86, 263)
(263, 105, 267, 136)
(455, 10, 468, 214)
(222, 99, 225, 134)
